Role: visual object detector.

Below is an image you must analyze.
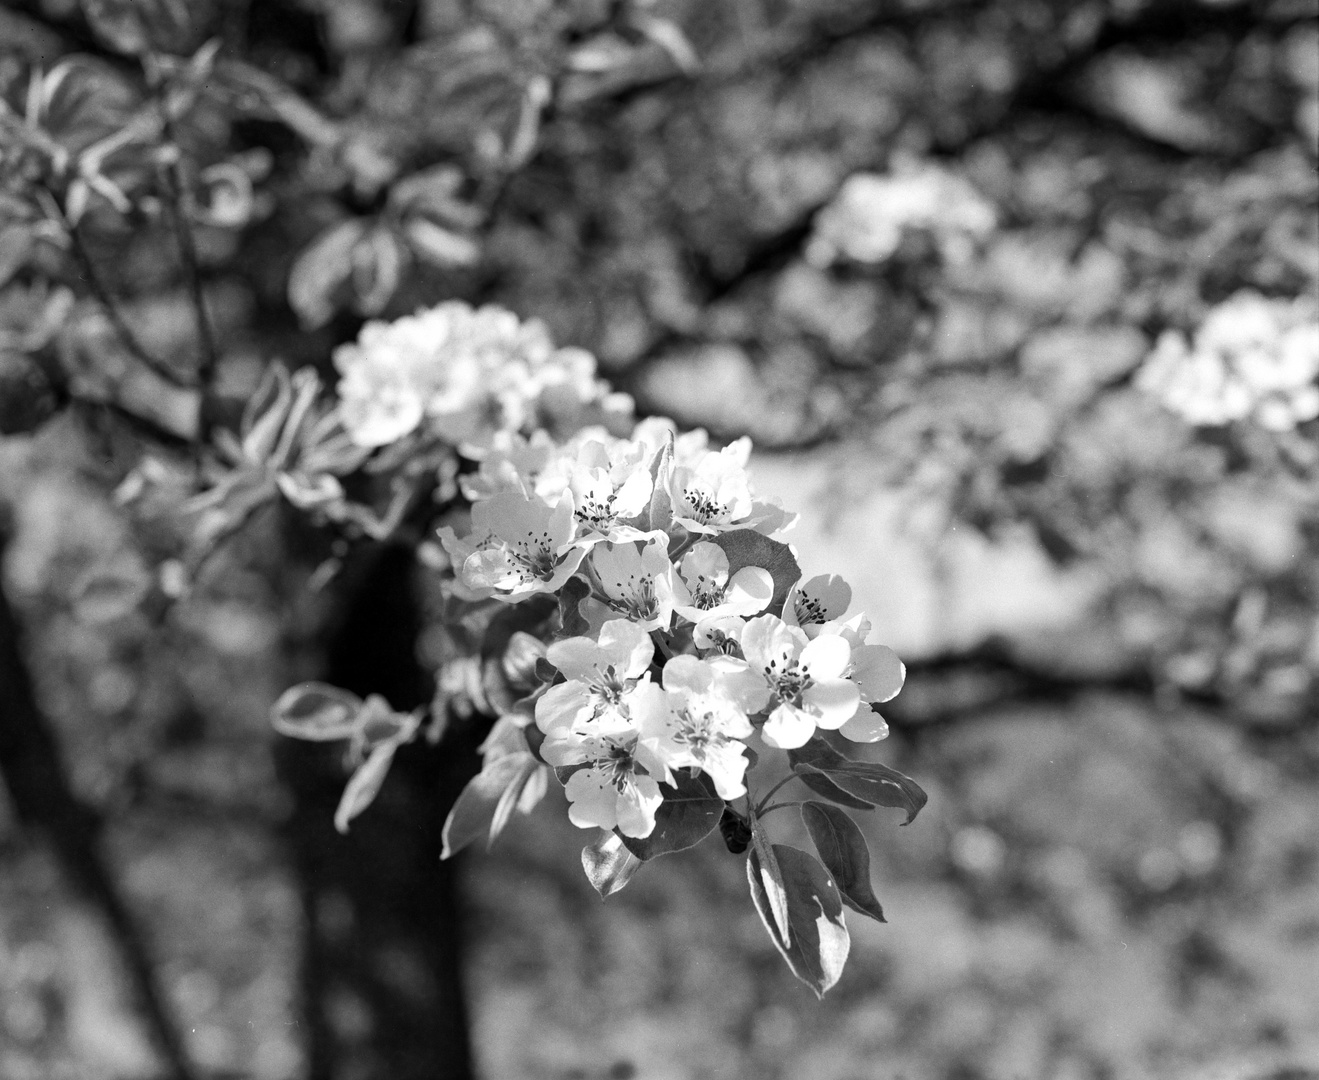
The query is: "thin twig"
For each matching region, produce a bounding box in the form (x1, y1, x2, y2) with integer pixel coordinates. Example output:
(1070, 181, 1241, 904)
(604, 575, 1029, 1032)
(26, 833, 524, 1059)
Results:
(753, 773, 799, 816)
(162, 161, 218, 409)
(757, 800, 805, 818)
(63, 216, 194, 390)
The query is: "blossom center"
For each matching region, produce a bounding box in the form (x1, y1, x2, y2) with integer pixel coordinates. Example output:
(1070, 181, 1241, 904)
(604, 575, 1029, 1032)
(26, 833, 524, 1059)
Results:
(683, 487, 728, 525)
(575, 489, 618, 529)
(763, 656, 814, 706)
(512, 529, 559, 581)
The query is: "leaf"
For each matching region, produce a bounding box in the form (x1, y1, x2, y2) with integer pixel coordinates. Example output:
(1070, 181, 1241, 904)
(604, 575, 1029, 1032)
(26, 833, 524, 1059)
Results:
(619, 770, 723, 861)
(711, 529, 801, 618)
(240, 363, 293, 464)
(82, 0, 210, 55)
(70, 555, 151, 624)
(440, 752, 536, 859)
(334, 740, 398, 834)
(489, 757, 544, 842)
(751, 815, 791, 944)
(0, 224, 33, 289)
(747, 844, 850, 998)
(789, 739, 927, 825)
(403, 218, 481, 268)
(288, 219, 367, 330)
(644, 440, 673, 534)
(271, 682, 363, 741)
(792, 762, 875, 810)
(800, 802, 885, 924)
(582, 831, 644, 898)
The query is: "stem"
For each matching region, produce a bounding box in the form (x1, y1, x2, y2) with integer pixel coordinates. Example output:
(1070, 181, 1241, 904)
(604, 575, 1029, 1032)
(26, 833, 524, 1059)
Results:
(165, 165, 218, 407)
(758, 800, 805, 819)
(650, 630, 675, 661)
(64, 221, 193, 390)
(753, 773, 800, 816)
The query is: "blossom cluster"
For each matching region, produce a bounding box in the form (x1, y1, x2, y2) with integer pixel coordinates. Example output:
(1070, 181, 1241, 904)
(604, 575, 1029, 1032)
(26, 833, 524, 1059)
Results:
(333, 301, 631, 452)
(805, 161, 996, 269)
(437, 418, 906, 838)
(272, 299, 921, 994)
(1135, 290, 1319, 432)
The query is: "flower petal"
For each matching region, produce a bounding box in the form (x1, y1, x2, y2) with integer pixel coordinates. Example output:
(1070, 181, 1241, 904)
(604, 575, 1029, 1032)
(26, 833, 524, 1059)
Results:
(761, 702, 816, 749)
(800, 633, 851, 681)
(839, 706, 890, 743)
(803, 677, 862, 729)
(851, 643, 905, 703)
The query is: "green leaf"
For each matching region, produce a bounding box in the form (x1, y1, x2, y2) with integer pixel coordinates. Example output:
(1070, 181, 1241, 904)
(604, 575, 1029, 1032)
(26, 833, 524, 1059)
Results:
(619, 770, 723, 860)
(747, 844, 850, 998)
(644, 440, 674, 534)
(800, 802, 886, 924)
(271, 682, 363, 742)
(789, 739, 928, 824)
(581, 832, 644, 898)
(288, 219, 367, 330)
(441, 752, 537, 859)
(711, 529, 801, 617)
(82, 0, 209, 55)
(334, 740, 398, 834)
(792, 762, 875, 810)
(751, 815, 791, 943)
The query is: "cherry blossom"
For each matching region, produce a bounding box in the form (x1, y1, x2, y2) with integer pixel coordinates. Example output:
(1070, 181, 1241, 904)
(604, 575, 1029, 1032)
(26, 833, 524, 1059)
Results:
(672, 542, 773, 625)
(666, 439, 757, 533)
(563, 436, 655, 543)
(541, 727, 666, 837)
(535, 619, 656, 739)
(736, 614, 861, 749)
(639, 655, 758, 799)
(783, 574, 853, 636)
(580, 533, 677, 633)
(439, 491, 586, 601)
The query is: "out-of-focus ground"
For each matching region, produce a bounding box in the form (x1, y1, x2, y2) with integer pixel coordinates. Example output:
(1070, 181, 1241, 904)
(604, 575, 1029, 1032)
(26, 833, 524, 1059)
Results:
(2, 0, 1318, 1077)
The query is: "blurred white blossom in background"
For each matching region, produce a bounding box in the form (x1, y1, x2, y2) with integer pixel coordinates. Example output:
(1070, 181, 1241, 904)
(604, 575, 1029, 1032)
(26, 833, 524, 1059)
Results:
(805, 160, 996, 269)
(333, 302, 625, 451)
(1136, 290, 1319, 431)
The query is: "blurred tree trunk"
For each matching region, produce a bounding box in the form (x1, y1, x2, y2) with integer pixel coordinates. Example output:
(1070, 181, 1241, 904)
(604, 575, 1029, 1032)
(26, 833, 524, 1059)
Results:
(0, 529, 197, 1080)
(276, 540, 478, 1080)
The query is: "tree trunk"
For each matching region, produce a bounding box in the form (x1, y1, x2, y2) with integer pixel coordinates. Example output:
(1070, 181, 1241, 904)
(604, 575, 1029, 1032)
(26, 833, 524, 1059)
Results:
(276, 540, 478, 1080)
(0, 529, 197, 1080)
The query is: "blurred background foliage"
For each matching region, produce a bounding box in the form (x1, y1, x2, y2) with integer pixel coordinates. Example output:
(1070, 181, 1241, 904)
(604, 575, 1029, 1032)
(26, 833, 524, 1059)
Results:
(0, 0, 1317, 1078)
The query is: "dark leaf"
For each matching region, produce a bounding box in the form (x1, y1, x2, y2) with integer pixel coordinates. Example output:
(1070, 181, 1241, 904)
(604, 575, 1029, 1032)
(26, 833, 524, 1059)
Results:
(751, 815, 791, 943)
(582, 831, 644, 897)
(271, 682, 363, 741)
(801, 802, 886, 923)
(789, 739, 927, 824)
(747, 844, 850, 998)
(711, 529, 802, 617)
(619, 770, 723, 860)
(793, 762, 875, 810)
